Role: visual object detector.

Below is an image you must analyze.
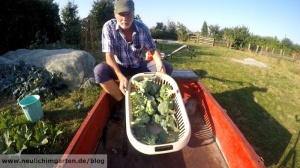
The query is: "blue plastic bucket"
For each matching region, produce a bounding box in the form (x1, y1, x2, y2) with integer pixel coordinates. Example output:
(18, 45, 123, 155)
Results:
(19, 95, 44, 122)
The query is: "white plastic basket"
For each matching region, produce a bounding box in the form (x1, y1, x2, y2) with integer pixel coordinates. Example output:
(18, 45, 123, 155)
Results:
(125, 72, 191, 155)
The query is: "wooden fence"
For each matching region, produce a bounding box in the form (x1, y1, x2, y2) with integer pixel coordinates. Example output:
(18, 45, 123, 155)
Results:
(189, 36, 215, 46)
(187, 36, 299, 63)
(247, 44, 299, 62)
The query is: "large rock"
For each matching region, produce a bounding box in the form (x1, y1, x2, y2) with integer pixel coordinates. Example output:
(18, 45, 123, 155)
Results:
(0, 56, 19, 65)
(2, 49, 96, 90)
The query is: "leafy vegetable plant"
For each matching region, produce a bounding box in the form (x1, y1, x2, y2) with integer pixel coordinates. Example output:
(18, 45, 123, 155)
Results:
(0, 61, 65, 102)
(0, 110, 63, 155)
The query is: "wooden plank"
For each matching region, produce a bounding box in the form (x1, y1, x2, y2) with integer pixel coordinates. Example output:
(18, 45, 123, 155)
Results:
(171, 70, 199, 81)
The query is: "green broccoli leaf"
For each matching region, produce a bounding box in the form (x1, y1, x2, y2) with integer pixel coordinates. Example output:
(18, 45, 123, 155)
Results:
(15, 124, 32, 152)
(141, 132, 158, 145)
(132, 123, 147, 138)
(30, 121, 49, 148)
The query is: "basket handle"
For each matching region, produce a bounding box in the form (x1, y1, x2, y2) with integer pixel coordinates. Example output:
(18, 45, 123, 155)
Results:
(155, 145, 173, 152)
(142, 72, 158, 75)
(141, 72, 167, 75)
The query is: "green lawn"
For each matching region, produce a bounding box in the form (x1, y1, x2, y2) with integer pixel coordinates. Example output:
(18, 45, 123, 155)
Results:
(164, 42, 300, 168)
(1, 42, 299, 167)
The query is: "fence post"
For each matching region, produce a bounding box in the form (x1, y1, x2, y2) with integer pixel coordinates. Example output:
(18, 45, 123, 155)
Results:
(280, 49, 283, 57)
(272, 48, 274, 54)
(248, 44, 251, 52)
(256, 45, 259, 54)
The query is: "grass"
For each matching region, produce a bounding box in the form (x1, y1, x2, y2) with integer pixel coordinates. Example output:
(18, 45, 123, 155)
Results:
(1, 42, 300, 167)
(164, 43, 300, 168)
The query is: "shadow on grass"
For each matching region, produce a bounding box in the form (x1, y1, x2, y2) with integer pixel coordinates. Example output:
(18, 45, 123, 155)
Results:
(197, 50, 219, 57)
(43, 103, 93, 122)
(296, 115, 300, 122)
(279, 131, 300, 168)
(41, 106, 93, 153)
(194, 69, 292, 167)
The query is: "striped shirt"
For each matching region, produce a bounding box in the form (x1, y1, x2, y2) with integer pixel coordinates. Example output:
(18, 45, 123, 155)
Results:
(102, 19, 156, 68)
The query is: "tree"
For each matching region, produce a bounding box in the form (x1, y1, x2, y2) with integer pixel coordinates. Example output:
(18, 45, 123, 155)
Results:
(177, 22, 188, 41)
(134, 14, 142, 22)
(222, 26, 250, 49)
(280, 37, 294, 56)
(281, 38, 293, 49)
(80, 17, 90, 50)
(155, 22, 166, 31)
(201, 21, 208, 37)
(247, 35, 280, 51)
(87, 0, 114, 50)
(233, 26, 250, 49)
(151, 22, 166, 39)
(61, 1, 81, 45)
(166, 20, 177, 40)
(208, 24, 220, 38)
(150, 20, 177, 40)
(222, 28, 235, 48)
(0, 0, 62, 54)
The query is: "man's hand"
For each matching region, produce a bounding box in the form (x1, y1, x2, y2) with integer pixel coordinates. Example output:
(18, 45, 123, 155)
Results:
(118, 74, 128, 95)
(151, 50, 166, 73)
(106, 52, 128, 95)
(155, 60, 166, 73)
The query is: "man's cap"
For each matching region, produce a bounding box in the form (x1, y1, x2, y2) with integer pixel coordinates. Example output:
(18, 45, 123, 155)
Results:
(114, 0, 135, 14)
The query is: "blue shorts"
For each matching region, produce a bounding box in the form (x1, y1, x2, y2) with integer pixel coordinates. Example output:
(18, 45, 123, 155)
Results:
(93, 60, 173, 83)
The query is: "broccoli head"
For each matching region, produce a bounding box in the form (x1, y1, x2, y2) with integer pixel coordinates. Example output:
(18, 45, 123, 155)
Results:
(159, 84, 177, 101)
(129, 75, 180, 145)
(160, 118, 168, 133)
(132, 104, 145, 117)
(157, 100, 175, 116)
(140, 131, 159, 145)
(145, 100, 157, 115)
(131, 112, 150, 125)
(130, 91, 147, 106)
(132, 75, 162, 96)
(132, 123, 147, 138)
(131, 78, 152, 94)
(151, 114, 163, 126)
(157, 130, 176, 144)
(165, 115, 179, 132)
(149, 82, 161, 96)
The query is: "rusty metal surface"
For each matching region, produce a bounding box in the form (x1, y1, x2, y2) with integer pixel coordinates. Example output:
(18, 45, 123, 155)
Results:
(96, 110, 228, 168)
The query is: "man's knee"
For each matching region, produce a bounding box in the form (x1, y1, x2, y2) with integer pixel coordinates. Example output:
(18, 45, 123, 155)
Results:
(94, 62, 115, 83)
(164, 61, 173, 75)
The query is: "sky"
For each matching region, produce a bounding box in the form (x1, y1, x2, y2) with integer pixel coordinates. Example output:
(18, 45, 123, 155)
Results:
(54, 0, 300, 45)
